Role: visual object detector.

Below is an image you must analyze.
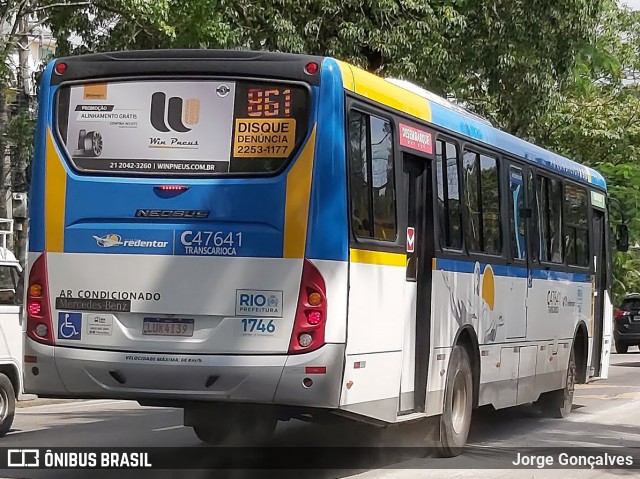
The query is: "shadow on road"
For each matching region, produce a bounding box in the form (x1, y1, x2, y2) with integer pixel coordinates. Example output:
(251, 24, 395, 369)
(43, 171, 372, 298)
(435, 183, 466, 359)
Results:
(612, 362, 640, 368)
(3, 399, 640, 479)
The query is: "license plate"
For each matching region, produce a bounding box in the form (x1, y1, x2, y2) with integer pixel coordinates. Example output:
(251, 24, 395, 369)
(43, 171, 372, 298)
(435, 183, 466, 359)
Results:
(633, 315, 640, 321)
(142, 318, 194, 337)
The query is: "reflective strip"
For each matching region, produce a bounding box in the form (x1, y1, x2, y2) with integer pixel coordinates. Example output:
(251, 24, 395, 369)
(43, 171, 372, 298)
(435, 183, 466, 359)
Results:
(349, 249, 406, 267)
(283, 127, 316, 259)
(45, 129, 66, 252)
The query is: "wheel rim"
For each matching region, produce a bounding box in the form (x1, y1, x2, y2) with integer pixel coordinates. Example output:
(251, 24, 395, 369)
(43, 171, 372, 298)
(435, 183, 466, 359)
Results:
(567, 361, 576, 396)
(0, 388, 8, 422)
(93, 133, 103, 156)
(451, 369, 468, 435)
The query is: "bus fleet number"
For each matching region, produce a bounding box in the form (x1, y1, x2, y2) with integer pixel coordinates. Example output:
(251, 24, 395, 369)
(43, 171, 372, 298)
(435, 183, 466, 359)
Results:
(180, 231, 242, 247)
(241, 318, 276, 335)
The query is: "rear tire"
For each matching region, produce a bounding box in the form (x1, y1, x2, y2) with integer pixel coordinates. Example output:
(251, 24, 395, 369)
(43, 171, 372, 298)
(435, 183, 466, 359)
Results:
(540, 349, 576, 418)
(437, 345, 473, 457)
(0, 373, 16, 437)
(615, 341, 628, 354)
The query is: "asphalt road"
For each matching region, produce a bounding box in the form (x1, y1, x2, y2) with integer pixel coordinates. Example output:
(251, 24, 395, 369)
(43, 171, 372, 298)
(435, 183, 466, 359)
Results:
(2, 349, 640, 478)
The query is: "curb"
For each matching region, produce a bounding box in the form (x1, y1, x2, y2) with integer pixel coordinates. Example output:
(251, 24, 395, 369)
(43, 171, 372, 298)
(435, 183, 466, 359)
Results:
(16, 398, 86, 408)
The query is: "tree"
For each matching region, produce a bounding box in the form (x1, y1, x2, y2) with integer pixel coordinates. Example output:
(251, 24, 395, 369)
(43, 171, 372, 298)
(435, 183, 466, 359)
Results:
(9, 0, 640, 300)
(524, 1, 640, 303)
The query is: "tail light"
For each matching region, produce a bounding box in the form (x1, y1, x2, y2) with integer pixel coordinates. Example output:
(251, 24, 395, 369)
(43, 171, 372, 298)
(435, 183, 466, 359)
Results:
(26, 254, 55, 345)
(615, 309, 629, 320)
(288, 259, 327, 354)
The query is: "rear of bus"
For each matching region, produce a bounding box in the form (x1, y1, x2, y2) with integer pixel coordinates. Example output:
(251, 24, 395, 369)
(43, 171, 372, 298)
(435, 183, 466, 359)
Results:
(23, 50, 351, 430)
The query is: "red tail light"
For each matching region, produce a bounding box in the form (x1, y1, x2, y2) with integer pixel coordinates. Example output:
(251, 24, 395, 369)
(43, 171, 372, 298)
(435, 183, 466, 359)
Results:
(615, 309, 629, 320)
(26, 254, 54, 345)
(288, 259, 327, 354)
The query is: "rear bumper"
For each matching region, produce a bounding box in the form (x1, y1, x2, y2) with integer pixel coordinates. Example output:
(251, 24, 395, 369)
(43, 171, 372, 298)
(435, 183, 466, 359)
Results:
(614, 329, 640, 343)
(23, 337, 344, 408)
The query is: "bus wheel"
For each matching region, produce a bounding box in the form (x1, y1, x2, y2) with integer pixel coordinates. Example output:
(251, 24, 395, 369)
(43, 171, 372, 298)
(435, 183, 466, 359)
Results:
(437, 345, 473, 457)
(0, 374, 15, 437)
(540, 349, 576, 418)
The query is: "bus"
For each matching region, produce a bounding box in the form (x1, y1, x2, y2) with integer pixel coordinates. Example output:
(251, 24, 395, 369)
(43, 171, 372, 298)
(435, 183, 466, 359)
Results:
(25, 49, 619, 455)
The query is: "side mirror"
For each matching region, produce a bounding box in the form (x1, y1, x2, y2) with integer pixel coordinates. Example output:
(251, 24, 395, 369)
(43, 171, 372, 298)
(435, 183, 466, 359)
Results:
(616, 224, 629, 252)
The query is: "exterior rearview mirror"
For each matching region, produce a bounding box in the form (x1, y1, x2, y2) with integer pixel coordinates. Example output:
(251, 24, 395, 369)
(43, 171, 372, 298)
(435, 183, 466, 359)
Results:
(616, 224, 629, 252)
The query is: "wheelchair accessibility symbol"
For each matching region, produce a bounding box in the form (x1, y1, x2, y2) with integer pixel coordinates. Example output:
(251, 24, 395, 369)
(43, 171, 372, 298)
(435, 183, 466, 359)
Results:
(58, 312, 82, 340)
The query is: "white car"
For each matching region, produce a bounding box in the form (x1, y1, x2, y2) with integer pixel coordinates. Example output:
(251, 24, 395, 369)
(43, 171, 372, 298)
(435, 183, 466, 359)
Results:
(0, 239, 23, 437)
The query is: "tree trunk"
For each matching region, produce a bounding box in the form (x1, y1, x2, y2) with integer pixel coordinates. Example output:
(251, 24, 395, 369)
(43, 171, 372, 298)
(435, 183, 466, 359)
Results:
(0, 88, 9, 223)
(13, 14, 31, 269)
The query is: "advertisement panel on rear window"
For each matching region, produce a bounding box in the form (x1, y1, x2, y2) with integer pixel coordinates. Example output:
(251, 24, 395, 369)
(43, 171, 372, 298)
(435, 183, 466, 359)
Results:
(55, 80, 309, 175)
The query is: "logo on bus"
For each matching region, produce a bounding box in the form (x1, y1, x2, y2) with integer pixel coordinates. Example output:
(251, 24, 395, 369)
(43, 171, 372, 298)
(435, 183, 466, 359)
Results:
(150, 92, 200, 133)
(135, 209, 209, 219)
(547, 290, 561, 314)
(93, 234, 169, 249)
(235, 290, 283, 317)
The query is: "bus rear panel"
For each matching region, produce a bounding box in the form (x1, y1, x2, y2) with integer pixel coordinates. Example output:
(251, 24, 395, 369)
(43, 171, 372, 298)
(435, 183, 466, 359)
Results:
(25, 51, 349, 410)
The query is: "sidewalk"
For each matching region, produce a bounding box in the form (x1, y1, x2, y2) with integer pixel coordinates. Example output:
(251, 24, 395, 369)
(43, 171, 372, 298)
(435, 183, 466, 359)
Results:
(16, 395, 84, 408)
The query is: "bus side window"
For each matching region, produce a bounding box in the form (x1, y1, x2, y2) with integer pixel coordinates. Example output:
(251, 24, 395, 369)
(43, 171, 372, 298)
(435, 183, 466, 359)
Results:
(537, 174, 563, 263)
(347, 110, 396, 242)
(480, 154, 500, 255)
(463, 151, 482, 251)
(348, 110, 373, 238)
(565, 184, 589, 267)
(462, 150, 501, 254)
(436, 140, 462, 249)
(509, 166, 526, 260)
(528, 171, 538, 262)
(369, 117, 396, 240)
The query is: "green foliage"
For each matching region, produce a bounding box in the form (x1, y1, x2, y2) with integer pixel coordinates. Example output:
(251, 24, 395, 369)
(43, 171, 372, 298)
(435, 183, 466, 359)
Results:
(520, 1, 640, 305)
(5, 0, 640, 302)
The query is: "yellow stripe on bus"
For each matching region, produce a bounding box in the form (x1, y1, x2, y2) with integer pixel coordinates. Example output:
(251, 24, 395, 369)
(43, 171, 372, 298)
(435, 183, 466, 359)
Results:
(350, 249, 406, 267)
(336, 60, 432, 123)
(283, 127, 316, 259)
(45, 129, 67, 253)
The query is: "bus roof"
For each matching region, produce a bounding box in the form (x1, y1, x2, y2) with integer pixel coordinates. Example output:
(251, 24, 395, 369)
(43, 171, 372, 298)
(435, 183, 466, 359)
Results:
(335, 60, 606, 190)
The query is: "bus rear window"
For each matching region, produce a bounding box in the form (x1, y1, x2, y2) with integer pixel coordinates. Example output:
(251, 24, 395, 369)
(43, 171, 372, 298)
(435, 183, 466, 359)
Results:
(55, 80, 309, 176)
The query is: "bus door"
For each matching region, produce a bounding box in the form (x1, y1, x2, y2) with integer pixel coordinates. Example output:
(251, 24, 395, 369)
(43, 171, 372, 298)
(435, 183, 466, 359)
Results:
(589, 203, 608, 377)
(399, 152, 433, 414)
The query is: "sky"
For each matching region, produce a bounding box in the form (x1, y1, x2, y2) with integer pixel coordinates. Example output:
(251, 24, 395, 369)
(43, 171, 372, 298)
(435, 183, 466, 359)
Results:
(623, 0, 640, 10)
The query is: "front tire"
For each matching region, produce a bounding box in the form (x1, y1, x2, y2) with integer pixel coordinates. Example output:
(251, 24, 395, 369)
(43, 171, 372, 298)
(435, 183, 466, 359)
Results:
(615, 341, 628, 354)
(540, 349, 576, 418)
(0, 374, 16, 437)
(437, 345, 473, 457)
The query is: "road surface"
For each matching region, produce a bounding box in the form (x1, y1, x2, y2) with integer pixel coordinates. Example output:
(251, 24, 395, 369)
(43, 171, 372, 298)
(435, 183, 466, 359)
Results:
(2, 350, 640, 478)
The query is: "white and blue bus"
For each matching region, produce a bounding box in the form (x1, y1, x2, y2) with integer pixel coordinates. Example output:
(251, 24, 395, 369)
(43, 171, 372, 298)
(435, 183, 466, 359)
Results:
(24, 50, 617, 455)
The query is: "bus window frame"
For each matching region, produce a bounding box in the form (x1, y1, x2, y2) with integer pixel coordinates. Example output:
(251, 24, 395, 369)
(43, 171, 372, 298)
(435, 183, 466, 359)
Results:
(433, 134, 464, 254)
(345, 97, 404, 252)
(530, 169, 593, 275)
(504, 159, 529, 267)
(51, 75, 314, 179)
(564, 179, 591, 270)
(458, 143, 506, 263)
